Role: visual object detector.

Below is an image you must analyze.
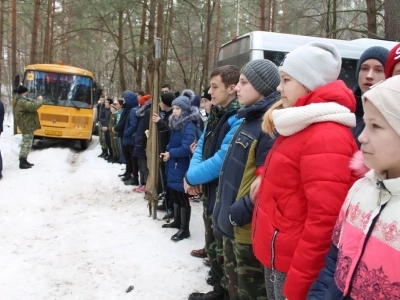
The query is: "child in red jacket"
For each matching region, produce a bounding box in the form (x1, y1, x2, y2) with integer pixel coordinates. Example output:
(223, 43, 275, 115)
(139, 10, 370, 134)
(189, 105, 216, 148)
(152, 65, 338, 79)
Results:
(251, 42, 359, 300)
(307, 76, 400, 300)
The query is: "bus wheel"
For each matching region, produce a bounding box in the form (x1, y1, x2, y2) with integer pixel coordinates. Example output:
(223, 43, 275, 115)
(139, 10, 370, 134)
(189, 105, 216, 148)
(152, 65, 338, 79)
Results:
(80, 139, 90, 150)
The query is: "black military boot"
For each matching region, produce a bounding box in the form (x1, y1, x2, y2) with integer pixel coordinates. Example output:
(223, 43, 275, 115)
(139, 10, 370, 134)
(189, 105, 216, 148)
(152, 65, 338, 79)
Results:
(162, 204, 180, 228)
(26, 158, 34, 166)
(19, 158, 32, 169)
(188, 282, 226, 300)
(98, 148, 107, 158)
(171, 207, 191, 241)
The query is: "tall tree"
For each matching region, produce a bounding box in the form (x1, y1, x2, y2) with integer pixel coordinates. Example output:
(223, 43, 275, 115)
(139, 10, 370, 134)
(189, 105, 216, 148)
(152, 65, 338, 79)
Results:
(365, 0, 377, 38)
(384, 0, 400, 40)
(146, 0, 156, 92)
(117, 7, 126, 92)
(30, 0, 41, 64)
(136, 1, 148, 90)
(0, 0, 4, 94)
(11, 0, 17, 81)
(43, 0, 53, 62)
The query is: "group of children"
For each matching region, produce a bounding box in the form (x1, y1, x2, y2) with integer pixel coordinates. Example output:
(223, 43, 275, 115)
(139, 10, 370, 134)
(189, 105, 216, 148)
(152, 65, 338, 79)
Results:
(96, 39, 400, 299)
(165, 41, 400, 300)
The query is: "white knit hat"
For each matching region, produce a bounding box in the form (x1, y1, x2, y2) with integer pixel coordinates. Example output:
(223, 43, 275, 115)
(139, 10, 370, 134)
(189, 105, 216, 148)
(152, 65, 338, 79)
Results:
(279, 41, 342, 91)
(362, 76, 400, 136)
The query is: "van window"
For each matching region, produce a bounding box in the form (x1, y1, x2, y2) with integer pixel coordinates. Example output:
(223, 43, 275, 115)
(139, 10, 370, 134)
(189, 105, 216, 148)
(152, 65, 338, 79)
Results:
(264, 50, 358, 88)
(218, 37, 250, 68)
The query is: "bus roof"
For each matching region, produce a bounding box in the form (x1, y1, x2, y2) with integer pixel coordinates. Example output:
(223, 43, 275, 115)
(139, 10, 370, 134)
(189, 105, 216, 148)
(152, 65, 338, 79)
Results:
(25, 64, 94, 79)
(220, 31, 398, 59)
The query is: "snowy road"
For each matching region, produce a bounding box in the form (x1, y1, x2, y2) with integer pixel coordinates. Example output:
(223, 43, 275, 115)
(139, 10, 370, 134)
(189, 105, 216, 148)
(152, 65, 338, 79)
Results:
(0, 119, 209, 299)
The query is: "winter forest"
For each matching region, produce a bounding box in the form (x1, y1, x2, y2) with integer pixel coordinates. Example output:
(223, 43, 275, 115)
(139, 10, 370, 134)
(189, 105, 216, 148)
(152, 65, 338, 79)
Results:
(2, 0, 400, 111)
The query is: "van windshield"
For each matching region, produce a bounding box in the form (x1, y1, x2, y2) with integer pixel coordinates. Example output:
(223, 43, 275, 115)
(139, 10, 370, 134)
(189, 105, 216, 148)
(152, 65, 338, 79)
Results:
(23, 71, 93, 108)
(264, 51, 358, 88)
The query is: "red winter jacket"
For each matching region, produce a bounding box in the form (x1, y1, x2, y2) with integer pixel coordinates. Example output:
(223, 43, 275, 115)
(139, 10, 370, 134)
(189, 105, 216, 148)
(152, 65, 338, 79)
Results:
(252, 81, 358, 300)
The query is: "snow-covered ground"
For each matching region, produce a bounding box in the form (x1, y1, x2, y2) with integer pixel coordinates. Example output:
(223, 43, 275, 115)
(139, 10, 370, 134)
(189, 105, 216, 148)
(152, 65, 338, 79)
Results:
(0, 118, 210, 299)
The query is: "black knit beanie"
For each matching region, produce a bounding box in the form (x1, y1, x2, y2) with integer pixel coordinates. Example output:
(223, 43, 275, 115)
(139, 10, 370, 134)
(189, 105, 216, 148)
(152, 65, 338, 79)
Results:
(160, 92, 176, 107)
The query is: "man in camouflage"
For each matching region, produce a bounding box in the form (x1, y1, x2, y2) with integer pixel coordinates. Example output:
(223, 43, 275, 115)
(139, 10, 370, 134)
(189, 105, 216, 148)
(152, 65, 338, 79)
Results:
(13, 85, 43, 169)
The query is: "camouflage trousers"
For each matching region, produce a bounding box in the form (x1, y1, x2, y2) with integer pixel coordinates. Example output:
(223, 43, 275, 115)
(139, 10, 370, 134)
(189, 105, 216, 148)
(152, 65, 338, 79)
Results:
(223, 237, 267, 300)
(20, 133, 34, 159)
(99, 127, 106, 148)
(203, 198, 225, 285)
(110, 133, 119, 160)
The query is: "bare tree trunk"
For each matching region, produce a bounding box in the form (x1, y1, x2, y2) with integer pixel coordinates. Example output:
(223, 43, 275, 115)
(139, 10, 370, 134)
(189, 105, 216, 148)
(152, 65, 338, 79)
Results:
(202, 0, 212, 89)
(118, 8, 126, 92)
(156, 0, 164, 38)
(332, 0, 337, 38)
(384, 0, 400, 40)
(365, 0, 377, 38)
(271, 0, 277, 32)
(30, 0, 41, 64)
(48, 0, 56, 63)
(60, 0, 67, 63)
(0, 0, 4, 94)
(136, 1, 147, 90)
(146, 0, 156, 93)
(161, 0, 174, 85)
(11, 0, 17, 80)
(43, 0, 52, 62)
(260, 0, 266, 31)
(212, 0, 221, 69)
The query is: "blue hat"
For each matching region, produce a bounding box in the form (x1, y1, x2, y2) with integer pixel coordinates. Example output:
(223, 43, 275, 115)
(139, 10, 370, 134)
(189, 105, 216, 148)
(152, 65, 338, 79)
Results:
(356, 46, 389, 80)
(172, 95, 191, 111)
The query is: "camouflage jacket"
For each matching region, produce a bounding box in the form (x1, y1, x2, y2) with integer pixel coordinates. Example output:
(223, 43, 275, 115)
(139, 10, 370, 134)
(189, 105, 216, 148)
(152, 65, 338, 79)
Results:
(13, 95, 43, 134)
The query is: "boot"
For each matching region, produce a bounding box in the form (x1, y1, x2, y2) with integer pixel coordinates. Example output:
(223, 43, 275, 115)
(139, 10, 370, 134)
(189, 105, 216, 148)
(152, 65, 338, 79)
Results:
(171, 207, 191, 241)
(132, 177, 140, 185)
(157, 199, 166, 211)
(188, 282, 226, 300)
(26, 159, 34, 167)
(98, 148, 107, 158)
(121, 175, 132, 182)
(110, 157, 119, 164)
(106, 155, 114, 162)
(19, 158, 32, 169)
(163, 208, 174, 220)
(118, 171, 128, 177)
(162, 204, 180, 228)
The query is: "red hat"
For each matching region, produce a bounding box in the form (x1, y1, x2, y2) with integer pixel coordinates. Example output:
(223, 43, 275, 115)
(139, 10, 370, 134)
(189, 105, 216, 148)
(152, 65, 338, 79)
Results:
(385, 43, 400, 78)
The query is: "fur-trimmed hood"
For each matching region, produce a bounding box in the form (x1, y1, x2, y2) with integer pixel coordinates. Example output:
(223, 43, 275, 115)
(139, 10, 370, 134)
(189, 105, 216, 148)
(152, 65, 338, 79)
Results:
(136, 99, 151, 117)
(169, 106, 200, 131)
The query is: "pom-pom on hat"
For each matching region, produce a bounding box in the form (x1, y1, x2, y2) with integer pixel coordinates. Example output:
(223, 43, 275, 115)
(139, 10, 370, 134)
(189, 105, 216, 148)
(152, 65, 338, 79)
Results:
(172, 95, 191, 112)
(241, 59, 280, 97)
(362, 76, 400, 137)
(279, 41, 341, 91)
(385, 43, 400, 78)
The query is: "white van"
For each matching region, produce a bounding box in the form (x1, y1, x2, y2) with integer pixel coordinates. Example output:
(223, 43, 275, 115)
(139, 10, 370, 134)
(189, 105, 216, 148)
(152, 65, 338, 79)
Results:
(217, 31, 397, 88)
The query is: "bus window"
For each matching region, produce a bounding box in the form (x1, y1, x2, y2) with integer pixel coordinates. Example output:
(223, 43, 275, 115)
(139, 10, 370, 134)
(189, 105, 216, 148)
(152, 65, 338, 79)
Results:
(24, 71, 93, 108)
(263, 51, 288, 66)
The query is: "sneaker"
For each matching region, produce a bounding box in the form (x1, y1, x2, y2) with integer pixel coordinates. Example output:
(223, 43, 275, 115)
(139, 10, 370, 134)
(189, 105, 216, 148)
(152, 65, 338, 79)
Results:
(133, 185, 146, 193)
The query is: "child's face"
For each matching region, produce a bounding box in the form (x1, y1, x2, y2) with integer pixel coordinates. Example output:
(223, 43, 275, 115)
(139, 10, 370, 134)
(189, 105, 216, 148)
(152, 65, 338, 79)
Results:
(172, 105, 182, 117)
(358, 59, 385, 94)
(392, 62, 400, 77)
(209, 75, 236, 108)
(235, 74, 263, 106)
(277, 72, 309, 108)
(359, 100, 400, 178)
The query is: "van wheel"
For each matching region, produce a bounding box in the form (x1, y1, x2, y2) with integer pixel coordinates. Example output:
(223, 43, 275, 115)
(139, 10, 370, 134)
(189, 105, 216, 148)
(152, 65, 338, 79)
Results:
(80, 139, 89, 150)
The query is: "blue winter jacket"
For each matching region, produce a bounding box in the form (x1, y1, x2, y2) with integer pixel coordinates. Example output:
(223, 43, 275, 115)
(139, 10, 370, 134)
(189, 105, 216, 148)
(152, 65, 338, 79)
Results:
(166, 108, 200, 192)
(122, 91, 139, 146)
(185, 99, 243, 215)
(133, 100, 152, 158)
(307, 243, 352, 300)
(213, 92, 280, 241)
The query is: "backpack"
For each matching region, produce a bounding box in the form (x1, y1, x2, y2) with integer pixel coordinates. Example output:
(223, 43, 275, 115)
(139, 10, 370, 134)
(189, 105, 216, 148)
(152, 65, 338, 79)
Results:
(181, 121, 202, 142)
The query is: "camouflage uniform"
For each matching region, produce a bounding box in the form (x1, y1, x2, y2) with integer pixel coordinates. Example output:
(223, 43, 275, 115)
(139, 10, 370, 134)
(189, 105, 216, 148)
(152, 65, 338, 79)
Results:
(223, 236, 267, 300)
(13, 94, 43, 158)
(108, 112, 119, 160)
(203, 196, 224, 285)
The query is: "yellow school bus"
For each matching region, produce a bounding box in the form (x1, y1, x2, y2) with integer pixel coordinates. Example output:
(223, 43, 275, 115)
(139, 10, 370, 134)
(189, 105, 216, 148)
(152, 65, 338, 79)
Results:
(22, 63, 96, 149)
